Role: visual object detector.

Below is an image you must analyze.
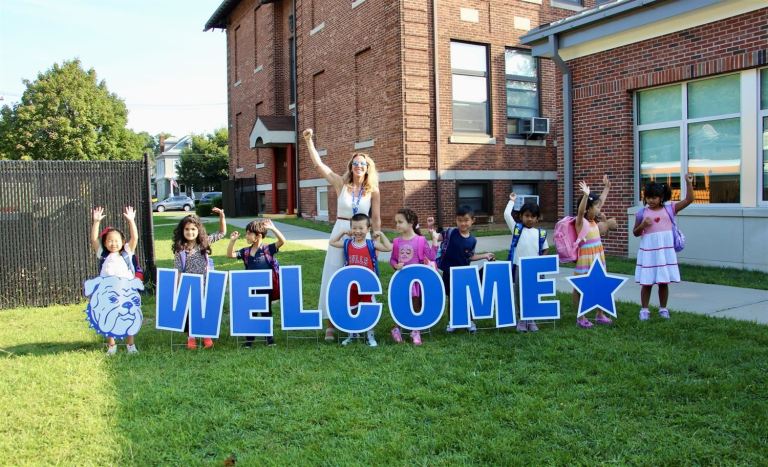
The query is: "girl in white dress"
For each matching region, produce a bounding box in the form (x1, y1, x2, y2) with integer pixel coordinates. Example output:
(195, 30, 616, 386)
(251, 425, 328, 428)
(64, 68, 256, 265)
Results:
(632, 173, 694, 320)
(302, 128, 381, 340)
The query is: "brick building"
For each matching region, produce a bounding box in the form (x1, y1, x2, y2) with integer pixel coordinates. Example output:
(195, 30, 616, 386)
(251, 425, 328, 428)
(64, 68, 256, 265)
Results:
(522, 0, 768, 271)
(204, 0, 605, 228)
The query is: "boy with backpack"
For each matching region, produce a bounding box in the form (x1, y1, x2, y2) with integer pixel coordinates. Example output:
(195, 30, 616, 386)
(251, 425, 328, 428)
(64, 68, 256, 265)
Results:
(504, 193, 548, 332)
(435, 206, 496, 334)
(227, 219, 286, 347)
(329, 213, 392, 347)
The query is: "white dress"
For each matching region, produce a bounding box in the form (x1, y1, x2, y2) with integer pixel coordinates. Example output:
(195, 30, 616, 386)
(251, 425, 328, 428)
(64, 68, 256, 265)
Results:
(318, 187, 372, 317)
(99, 246, 135, 280)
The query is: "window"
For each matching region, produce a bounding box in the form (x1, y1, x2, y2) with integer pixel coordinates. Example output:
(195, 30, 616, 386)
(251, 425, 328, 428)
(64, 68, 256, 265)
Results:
(316, 186, 328, 218)
(635, 74, 741, 204)
(505, 49, 539, 137)
(761, 68, 768, 203)
(511, 183, 538, 210)
(451, 41, 489, 134)
(457, 181, 491, 215)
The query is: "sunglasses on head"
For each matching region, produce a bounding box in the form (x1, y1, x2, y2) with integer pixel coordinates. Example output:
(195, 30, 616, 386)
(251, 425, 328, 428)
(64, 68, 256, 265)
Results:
(351, 161, 368, 167)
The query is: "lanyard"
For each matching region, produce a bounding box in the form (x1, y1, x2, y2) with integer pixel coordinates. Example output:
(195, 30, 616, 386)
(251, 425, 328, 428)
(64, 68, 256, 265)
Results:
(351, 185, 364, 215)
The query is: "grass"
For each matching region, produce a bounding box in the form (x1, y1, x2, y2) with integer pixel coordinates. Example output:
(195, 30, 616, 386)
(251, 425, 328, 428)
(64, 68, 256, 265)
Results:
(2, 222, 767, 464)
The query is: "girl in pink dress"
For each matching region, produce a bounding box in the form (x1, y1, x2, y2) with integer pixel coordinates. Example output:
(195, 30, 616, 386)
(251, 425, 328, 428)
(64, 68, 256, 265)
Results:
(389, 209, 438, 345)
(633, 173, 694, 320)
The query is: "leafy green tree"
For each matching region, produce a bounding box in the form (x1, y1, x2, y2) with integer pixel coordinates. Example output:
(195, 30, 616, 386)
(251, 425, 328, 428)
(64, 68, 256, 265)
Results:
(177, 128, 228, 191)
(0, 59, 144, 160)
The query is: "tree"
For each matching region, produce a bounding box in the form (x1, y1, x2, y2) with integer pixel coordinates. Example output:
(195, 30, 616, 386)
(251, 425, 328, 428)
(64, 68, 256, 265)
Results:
(0, 59, 145, 160)
(176, 128, 229, 191)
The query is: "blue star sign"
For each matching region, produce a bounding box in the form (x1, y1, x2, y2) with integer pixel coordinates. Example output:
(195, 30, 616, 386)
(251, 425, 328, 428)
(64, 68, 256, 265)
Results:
(566, 258, 627, 318)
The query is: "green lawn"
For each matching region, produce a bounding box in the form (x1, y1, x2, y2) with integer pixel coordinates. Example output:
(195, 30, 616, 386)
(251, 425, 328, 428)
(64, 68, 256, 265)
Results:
(2, 222, 767, 464)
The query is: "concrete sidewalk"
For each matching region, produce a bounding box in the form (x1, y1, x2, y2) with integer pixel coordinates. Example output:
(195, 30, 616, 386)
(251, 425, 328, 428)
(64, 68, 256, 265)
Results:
(223, 217, 768, 325)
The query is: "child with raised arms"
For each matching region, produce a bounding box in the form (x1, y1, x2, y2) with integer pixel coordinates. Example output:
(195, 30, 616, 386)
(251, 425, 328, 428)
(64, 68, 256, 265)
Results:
(227, 219, 286, 346)
(171, 207, 226, 349)
(389, 208, 437, 345)
(329, 213, 392, 347)
(504, 193, 548, 332)
(90, 206, 141, 355)
(633, 174, 694, 320)
(437, 206, 496, 334)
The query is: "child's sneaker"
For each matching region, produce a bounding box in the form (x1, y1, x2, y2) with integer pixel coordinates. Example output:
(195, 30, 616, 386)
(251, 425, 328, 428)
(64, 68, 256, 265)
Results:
(411, 330, 422, 346)
(324, 327, 335, 342)
(202, 338, 214, 349)
(391, 327, 403, 343)
(595, 314, 613, 326)
(516, 320, 528, 333)
(659, 308, 670, 319)
(186, 337, 197, 350)
(265, 336, 276, 346)
(527, 321, 539, 332)
(126, 344, 138, 354)
(366, 330, 378, 347)
(445, 324, 456, 333)
(341, 333, 358, 346)
(106, 344, 117, 356)
(576, 317, 593, 329)
(639, 308, 650, 321)
(469, 321, 477, 334)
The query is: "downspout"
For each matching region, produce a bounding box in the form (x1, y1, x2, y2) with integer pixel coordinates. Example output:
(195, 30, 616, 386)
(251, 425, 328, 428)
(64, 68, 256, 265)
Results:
(549, 34, 573, 216)
(431, 0, 442, 228)
(292, 0, 300, 216)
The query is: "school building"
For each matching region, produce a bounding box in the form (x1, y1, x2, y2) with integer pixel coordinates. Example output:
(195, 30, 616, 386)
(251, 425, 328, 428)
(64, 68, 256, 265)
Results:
(203, 0, 609, 229)
(521, 0, 768, 271)
(206, 0, 767, 271)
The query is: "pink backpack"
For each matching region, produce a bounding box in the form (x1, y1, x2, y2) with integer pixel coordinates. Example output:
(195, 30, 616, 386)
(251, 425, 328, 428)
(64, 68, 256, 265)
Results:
(553, 216, 591, 263)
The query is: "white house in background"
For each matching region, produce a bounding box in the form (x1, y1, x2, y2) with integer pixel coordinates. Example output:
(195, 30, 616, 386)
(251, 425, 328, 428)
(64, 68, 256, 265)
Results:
(154, 135, 191, 200)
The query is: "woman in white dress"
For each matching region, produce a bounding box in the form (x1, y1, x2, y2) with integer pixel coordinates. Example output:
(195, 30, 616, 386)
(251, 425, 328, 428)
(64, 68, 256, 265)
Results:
(302, 129, 381, 340)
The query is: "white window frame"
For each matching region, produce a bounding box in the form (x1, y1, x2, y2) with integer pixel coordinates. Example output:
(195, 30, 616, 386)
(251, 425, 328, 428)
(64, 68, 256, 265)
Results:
(505, 48, 540, 139)
(316, 186, 329, 219)
(634, 73, 743, 207)
(450, 41, 491, 137)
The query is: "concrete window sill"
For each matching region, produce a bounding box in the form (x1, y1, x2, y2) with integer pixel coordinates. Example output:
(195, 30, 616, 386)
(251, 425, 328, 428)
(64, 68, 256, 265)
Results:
(506, 138, 546, 147)
(449, 135, 497, 145)
(310, 22, 325, 36)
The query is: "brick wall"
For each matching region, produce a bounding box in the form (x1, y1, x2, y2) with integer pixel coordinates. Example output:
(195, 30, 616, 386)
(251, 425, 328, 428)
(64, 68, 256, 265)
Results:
(295, 0, 402, 224)
(223, 0, 586, 227)
(561, 8, 768, 255)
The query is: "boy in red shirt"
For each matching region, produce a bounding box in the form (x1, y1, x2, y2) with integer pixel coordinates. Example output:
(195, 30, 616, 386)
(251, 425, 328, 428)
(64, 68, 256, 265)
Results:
(329, 213, 392, 346)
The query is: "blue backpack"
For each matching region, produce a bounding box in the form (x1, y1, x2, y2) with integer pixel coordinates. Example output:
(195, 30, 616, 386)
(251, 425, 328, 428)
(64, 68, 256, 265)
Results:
(507, 223, 548, 263)
(435, 227, 456, 271)
(342, 238, 379, 275)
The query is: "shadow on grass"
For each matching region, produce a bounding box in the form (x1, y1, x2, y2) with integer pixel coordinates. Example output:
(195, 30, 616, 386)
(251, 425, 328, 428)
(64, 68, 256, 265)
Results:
(2, 340, 99, 357)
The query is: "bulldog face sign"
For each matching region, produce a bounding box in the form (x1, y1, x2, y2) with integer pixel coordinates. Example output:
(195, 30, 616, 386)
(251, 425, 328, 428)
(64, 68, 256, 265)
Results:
(84, 275, 144, 338)
(154, 257, 626, 338)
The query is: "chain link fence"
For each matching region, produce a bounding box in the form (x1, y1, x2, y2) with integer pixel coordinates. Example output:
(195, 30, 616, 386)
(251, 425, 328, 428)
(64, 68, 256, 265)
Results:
(0, 158, 155, 309)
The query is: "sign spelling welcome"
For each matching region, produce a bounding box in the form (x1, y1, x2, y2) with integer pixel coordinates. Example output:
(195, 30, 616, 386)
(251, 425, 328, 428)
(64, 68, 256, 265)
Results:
(155, 257, 627, 337)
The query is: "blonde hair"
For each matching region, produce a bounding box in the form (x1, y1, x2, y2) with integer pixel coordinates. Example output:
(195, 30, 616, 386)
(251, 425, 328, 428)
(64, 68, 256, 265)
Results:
(342, 153, 378, 194)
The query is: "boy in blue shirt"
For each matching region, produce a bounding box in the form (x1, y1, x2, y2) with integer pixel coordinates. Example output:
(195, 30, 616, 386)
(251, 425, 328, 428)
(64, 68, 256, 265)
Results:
(436, 206, 496, 333)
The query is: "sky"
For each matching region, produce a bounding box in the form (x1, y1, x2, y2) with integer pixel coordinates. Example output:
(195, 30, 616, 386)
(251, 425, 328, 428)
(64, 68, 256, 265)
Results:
(0, 0, 228, 138)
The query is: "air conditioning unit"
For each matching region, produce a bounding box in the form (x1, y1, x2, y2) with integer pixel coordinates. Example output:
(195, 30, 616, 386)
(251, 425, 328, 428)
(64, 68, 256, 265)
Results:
(514, 195, 540, 210)
(519, 117, 550, 135)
